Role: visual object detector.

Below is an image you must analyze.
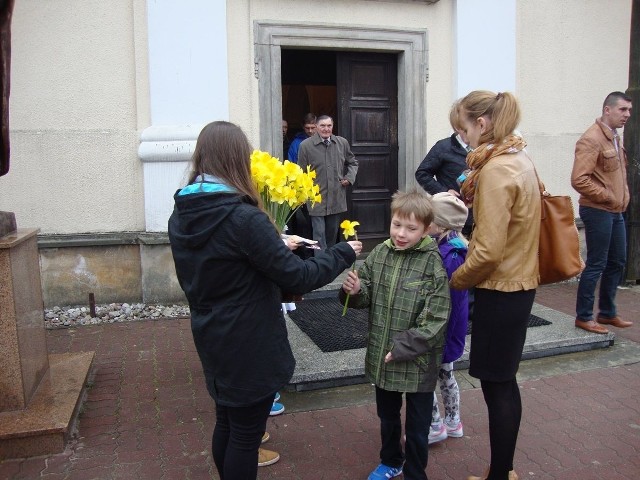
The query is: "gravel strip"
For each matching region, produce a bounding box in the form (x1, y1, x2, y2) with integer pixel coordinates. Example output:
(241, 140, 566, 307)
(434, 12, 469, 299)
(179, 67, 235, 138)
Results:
(44, 303, 191, 329)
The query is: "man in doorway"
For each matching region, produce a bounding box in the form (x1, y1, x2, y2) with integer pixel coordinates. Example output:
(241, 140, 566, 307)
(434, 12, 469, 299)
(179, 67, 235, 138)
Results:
(571, 91, 632, 334)
(282, 119, 291, 160)
(298, 114, 358, 249)
(288, 113, 317, 164)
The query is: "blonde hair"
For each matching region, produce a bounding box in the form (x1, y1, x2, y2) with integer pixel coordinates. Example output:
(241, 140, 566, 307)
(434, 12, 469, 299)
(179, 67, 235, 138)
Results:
(458, 91, 521, 144)
(391, 188, 434, 227)
(436, 229, 469, 247)
(449, 100, 462, 131)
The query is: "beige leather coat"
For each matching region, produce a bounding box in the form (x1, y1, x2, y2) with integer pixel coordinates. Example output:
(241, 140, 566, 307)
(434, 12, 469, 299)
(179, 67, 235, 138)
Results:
(450, 150, 540, 292)
(571, 118, 630, 213)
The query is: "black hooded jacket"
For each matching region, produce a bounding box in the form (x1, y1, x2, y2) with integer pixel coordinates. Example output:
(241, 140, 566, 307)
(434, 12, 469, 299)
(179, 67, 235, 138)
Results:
(168, 189, 355, 407)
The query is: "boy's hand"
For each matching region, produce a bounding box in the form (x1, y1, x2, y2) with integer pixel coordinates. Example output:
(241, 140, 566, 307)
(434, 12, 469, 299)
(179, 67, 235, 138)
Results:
(342, 270, 361, 295)
(384, 351, 394, 363)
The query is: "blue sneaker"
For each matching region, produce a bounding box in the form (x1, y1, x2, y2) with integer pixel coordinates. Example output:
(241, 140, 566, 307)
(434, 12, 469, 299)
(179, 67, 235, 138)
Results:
(274, 392, 281, 402)
(368, 463, 403, 479)
(270, 402, 285, 416)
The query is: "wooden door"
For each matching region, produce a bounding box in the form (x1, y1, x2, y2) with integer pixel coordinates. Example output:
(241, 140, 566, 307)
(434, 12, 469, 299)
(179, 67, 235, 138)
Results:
(337, 53, 398, 251)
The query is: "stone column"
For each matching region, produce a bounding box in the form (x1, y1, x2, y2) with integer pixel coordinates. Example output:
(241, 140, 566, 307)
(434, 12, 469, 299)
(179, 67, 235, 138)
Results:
(0, 219, 95, 459)
(0, 227, 49, 411)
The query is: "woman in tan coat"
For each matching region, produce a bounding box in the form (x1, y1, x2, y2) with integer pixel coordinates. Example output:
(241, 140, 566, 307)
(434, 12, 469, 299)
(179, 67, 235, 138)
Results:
(451, 91, 540, 480)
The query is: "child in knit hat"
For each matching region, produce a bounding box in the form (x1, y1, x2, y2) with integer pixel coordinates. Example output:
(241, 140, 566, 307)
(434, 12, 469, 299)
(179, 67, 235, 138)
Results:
(427, 192, 470, 444)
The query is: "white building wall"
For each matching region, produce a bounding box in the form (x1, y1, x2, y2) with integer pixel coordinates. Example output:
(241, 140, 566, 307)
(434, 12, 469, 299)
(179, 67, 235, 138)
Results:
(141, 0, 228, 231)
(0, 0, 148, 234)
(147, 0, 228, 125)
(455, 0, 516, 97)
(517, 0, 632, 202)
(0, 0, 633, 236)
(229, 0, 457, 173)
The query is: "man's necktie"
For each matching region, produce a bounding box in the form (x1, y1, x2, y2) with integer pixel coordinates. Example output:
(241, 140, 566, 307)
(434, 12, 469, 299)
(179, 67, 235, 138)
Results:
(324, 139, 331, 147)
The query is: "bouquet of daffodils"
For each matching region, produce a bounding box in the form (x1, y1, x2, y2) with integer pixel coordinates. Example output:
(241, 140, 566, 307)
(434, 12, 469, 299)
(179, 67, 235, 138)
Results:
(250, 150, 322, 231)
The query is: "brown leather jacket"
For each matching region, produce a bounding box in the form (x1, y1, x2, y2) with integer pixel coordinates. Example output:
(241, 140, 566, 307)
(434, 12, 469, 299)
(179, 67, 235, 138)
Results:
(451, 150, 540, 292)
(571, 118, 630, 213)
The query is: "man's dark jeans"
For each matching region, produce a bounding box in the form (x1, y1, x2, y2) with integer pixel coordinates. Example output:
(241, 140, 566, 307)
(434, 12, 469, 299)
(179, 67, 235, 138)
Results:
(576, 205, 627, 320)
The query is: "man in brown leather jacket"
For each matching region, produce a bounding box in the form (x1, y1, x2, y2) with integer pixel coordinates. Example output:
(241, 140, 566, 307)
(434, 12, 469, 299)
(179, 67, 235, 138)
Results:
(571, 91, 632, 334)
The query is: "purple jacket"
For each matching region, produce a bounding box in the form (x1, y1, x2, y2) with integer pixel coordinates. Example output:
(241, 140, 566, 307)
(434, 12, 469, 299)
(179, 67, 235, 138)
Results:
(437, 234, 468, 363)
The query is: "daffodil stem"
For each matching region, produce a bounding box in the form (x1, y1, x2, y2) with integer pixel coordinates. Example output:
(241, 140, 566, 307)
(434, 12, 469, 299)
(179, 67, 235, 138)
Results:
(342, 233, 358, 317)
(341, 292, 351, 316)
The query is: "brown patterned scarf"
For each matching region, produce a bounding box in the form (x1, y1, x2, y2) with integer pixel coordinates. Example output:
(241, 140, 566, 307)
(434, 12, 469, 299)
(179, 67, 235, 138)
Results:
(460, 134, 527, 203)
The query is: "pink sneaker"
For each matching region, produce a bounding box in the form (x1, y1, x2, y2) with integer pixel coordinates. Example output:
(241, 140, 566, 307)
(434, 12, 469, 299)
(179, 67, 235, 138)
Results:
(428, 424, 447, 444)
(445, 421, 463, 438)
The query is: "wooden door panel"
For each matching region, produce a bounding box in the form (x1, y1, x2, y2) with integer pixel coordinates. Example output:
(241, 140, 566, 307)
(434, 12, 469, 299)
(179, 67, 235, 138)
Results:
(351, 108, 390, 145)
(352, 153, 392, 190)
(350, 64, 392, 100)
(338, 53, 397, 251)
(351, 199, 391, 238)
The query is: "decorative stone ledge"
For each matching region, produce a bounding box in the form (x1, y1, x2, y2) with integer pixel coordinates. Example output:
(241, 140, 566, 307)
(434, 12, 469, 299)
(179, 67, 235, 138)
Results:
(37, 231, 170, 248)
(137, 124, 203, 163)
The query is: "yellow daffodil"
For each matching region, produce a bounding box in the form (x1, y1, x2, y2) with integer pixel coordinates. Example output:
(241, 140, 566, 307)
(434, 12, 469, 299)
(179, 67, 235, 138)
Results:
(340, 220, 360, 240)
(250, 150, 322, 230)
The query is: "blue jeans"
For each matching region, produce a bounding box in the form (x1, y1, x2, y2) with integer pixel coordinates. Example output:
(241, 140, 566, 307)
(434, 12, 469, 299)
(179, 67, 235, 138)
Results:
(576, 206, 627, 320)
(375, 387, 433, 480)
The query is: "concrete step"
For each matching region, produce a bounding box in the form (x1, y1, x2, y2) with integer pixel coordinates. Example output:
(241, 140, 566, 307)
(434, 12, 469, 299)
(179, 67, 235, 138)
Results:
(285, 293, 614, 391)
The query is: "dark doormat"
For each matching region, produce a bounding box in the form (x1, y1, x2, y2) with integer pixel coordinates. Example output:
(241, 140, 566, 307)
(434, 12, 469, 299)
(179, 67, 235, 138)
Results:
(288, 291, 369, 353)
(288, 290, 552, 353)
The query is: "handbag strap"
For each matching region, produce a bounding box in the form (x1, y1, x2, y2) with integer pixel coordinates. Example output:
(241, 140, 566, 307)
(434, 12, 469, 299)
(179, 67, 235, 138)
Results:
(526, 153, 549, 197)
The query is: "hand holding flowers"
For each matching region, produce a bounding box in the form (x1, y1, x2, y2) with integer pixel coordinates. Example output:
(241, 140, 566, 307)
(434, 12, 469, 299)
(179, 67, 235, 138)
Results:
(342, 270, 361, 294)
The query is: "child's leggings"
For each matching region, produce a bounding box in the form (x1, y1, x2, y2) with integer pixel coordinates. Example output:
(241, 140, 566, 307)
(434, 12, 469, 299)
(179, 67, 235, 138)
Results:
(431, 362, 461, 426)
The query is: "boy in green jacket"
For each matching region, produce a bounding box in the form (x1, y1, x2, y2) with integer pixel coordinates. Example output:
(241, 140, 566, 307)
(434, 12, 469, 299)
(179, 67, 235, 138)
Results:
(341, 189, 451, 480)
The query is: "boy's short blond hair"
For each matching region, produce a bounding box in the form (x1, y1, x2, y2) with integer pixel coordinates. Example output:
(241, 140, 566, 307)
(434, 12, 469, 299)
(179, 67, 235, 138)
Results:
(390, 188, 434, 228)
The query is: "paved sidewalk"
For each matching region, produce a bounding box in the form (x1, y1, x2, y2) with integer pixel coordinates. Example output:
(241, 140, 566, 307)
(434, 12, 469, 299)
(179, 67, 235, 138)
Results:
(0, 283, 638, 479)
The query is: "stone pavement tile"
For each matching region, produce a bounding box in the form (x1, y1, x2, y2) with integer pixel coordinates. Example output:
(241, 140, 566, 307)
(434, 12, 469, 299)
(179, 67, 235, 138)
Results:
(40, 450, 74, 477)
(113, 460, 164, 480)
(3, 297, 639, 479)
(263, 364, 640, 479)
(0, 459, 22, 479)
(536, 283, 640, 344)
(65, 465, 114, 480)
(71, 438, 118, 459)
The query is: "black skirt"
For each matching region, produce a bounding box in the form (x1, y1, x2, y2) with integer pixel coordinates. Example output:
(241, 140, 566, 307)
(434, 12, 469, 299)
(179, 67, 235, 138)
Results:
(468, 288, 536, 382)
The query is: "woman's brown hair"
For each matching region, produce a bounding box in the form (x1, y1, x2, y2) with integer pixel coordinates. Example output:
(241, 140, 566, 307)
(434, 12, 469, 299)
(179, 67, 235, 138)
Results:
(188, 121, 262, 207)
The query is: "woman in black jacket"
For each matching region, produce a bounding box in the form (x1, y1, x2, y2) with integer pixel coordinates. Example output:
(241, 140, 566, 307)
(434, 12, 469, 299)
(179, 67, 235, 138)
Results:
(168, 121, 361, 480)
(415, 102, 474, 237)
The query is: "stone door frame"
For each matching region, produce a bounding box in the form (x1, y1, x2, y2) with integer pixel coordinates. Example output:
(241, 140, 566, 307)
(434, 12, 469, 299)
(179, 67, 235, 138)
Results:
(253, 21, 429, 189)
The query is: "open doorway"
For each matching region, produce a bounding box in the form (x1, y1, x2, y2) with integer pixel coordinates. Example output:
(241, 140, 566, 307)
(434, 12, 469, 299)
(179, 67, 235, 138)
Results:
(281, 49, 399, 250)
(255, 21, 428, 197)
(282, 50, 339, 138)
